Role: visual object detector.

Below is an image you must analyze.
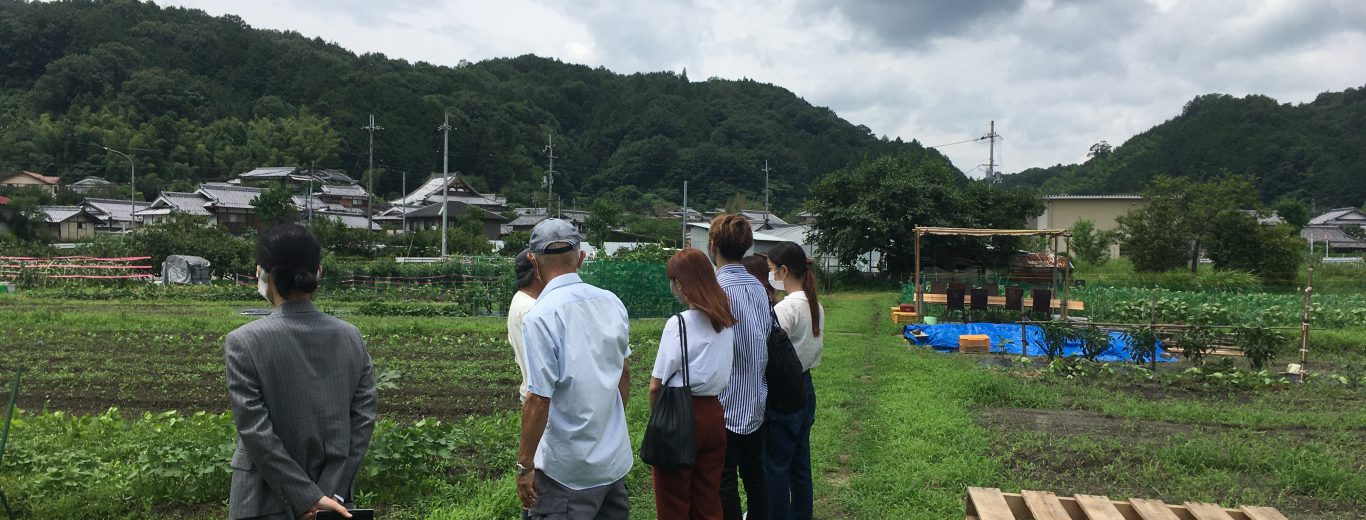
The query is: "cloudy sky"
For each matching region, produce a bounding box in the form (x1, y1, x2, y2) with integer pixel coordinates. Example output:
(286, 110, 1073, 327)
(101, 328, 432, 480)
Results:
(161, 0, 1366, 177)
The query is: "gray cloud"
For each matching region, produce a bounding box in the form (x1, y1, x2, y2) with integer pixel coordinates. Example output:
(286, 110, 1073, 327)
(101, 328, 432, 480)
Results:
(158, 0, 1366, 176)
(803, 0, 1027, 48)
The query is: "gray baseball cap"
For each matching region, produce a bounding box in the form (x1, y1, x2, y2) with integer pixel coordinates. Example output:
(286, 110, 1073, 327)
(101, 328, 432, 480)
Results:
(529, 218, 581, 254)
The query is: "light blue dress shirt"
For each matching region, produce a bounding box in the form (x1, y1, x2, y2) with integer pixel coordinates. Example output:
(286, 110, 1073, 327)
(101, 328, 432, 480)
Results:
(522, 272, 633, 490)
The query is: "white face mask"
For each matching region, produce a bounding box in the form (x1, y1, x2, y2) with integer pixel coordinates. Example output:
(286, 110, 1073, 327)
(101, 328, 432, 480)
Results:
(768, 270, 786, 291)
(257, 267, 270, 302)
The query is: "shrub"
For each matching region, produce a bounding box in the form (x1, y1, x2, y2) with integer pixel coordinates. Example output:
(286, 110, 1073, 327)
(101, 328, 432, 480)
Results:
(1234, 325, 1284, 371)
(1074, 324, 1110, 361)
(1124, 325, 1163, 365)
(1039, 321, 1073, 361)
(1176, 324, 1217, 365)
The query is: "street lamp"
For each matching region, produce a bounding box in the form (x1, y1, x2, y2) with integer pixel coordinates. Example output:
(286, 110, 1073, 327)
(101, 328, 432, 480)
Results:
(102, 146, 135, 232)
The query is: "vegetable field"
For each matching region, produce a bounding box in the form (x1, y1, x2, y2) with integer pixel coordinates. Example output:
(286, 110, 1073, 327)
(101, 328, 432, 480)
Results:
(2, 293, 1364, 519)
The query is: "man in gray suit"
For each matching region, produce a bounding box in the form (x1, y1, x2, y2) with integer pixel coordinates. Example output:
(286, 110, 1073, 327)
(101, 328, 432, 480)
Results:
(227, 224, 378, 520)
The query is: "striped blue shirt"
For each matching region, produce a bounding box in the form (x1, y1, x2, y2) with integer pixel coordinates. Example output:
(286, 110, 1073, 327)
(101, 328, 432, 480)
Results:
(716, 264, 771, 434)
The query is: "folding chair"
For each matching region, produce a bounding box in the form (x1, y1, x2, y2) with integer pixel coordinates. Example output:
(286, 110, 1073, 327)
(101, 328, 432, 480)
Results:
(1004, 286, 1024, 313)
(0, 366, 22, 520)
(929, 280, 948, 295)
(945, 287, 967, 322)
(1031, 288, 1052, 320)
(969, 288, 989, 322)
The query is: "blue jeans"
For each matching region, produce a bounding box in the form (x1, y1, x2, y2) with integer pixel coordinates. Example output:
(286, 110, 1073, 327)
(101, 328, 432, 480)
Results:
(764, 372, 816, 520)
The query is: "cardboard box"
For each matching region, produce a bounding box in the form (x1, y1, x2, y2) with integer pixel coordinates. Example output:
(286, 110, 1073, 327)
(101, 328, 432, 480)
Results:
(959, 334, 990, 354)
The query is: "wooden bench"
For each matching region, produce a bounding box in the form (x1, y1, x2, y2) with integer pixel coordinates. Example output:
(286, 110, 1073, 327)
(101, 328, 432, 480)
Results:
(889, 307, 920, 325)
(966, 487, 1289, 520)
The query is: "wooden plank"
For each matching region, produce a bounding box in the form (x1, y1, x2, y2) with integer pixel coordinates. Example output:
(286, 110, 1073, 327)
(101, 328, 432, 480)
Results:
(1021, 490, 1072, 520)
(1184, 502, 1237, 520)
(1129, 498, 1181, 520)
(967, 487, 1017, 520)
(1074, 494, 1127, 520)
(918, 292, 1085, 311)
(1238, 506, 1288, 520)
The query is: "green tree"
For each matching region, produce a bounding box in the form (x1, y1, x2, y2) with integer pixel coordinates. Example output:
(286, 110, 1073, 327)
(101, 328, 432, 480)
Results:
(1273, 197, 1310, 229)
(1115, 204, 1190, 273)
(499, 230, 530, 256)
(3, 194, 47, 242)
(447, 206, 492, 255)
(251, 184, 297, 226)
(1070, 219, 1113, 266)
(1205, 212, 1302, 284)
(585, 199, 624, 250)
(126, 216, 255, 276)
(808, 149, 975, 278)
(1117, 175, 1259, 273)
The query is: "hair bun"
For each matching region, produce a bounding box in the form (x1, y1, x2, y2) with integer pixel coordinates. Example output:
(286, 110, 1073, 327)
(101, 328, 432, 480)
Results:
(293, 270, 319, 293)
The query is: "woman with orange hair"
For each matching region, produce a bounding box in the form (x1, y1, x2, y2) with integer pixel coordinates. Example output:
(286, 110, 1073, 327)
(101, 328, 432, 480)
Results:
(648, 248, 738, 520)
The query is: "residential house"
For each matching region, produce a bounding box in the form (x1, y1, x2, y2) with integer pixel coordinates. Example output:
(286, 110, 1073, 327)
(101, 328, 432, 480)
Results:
(38, 206, 100, 241)
(392, 175, 508, 213)
(196, 183, 266, 234)
(312, 211, 383, 231)
(503, 208, 589, 236)
(1029, 195, 1148, 257)
(81, 198, 150, 232)
(0, 171, 60, 195)
(1302, 208, 1366, 252)
(134, 191, 213, 225)
(319, 184, 370, 210)
(235, 166, 357, 186)
(404, 200, 508, 240)
(68, 177, 114, 194)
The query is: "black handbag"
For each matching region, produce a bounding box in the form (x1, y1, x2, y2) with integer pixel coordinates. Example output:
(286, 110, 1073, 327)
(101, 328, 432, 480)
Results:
(640, 314, 696, 469)
(766, 311, 808, 414)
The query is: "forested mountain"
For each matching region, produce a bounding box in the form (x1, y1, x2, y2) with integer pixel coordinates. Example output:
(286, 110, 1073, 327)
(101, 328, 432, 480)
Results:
(1002, 88, 1366, 208)
(0, 0, 936, 213)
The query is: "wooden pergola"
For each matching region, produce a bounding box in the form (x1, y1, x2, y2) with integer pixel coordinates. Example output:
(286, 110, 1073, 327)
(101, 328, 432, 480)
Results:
(912, 226, 1073, 319)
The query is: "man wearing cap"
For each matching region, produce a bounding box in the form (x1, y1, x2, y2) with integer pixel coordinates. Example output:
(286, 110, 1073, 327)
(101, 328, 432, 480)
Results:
(507, 249, 545, 403)
(516, 219, 633, 519)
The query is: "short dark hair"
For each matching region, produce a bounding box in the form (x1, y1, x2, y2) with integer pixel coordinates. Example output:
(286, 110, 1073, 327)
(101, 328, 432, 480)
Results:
(514, 249, 535, 289)
(256, 223, 322, 299)
(708, 214, 753, 260)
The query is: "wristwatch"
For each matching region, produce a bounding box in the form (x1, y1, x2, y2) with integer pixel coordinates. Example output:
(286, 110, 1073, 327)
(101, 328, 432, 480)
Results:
(516, 462, 532, 477)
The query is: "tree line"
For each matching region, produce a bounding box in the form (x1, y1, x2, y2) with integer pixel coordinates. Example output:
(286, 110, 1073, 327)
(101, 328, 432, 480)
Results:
(1003, 88, 1366, 210)
(0, 0, 920, 214)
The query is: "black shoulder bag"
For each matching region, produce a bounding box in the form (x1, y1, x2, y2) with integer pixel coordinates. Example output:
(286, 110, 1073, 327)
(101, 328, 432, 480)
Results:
(766, 310, 808, 414)
(640, 314, 696, 469)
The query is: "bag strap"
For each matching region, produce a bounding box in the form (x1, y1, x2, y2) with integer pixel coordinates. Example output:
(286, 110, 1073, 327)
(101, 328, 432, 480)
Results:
(677, 313, 691, 391)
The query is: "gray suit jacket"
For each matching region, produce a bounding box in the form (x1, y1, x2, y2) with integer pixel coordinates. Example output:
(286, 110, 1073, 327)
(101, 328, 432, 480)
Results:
(225, 299, 378, 520)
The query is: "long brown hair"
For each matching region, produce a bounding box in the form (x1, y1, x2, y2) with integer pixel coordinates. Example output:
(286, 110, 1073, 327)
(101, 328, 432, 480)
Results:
(741, 254, 777, 306)
(667, 249, 738, 332)
(766, 242, 821, 337)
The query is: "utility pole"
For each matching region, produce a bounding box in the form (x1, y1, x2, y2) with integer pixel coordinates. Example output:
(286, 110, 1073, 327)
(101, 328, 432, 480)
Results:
(308, 160, 315, 224)
(543, 133, 556, 216)
(363, 114, 383, 232)
(439, 112, 453, 258)
(762, 160, 772, 228)
(983, 120, 1001, 183)
(401, 170, 407, 233)
(681, 180, 688, 248)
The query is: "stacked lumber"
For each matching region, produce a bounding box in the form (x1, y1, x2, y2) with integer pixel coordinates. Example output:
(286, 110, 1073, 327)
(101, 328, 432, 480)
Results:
(966, 487, 1288, 520)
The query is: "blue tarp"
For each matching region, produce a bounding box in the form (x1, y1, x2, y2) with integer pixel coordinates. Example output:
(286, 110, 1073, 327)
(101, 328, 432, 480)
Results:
(903, 322, 1177, 363)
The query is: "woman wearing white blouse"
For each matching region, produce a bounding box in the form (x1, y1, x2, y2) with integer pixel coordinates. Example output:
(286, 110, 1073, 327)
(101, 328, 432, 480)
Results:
(761, 242, 824, 520)
(649, 248, 737, 520)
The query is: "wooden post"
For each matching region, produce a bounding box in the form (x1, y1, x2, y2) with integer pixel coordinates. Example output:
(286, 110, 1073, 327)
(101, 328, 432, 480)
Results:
(1061, 234, 1072, 320)
(1149, 289, 1158, 372)
(1299, 267, 1313, 382)
(914, 228, 923, 318)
